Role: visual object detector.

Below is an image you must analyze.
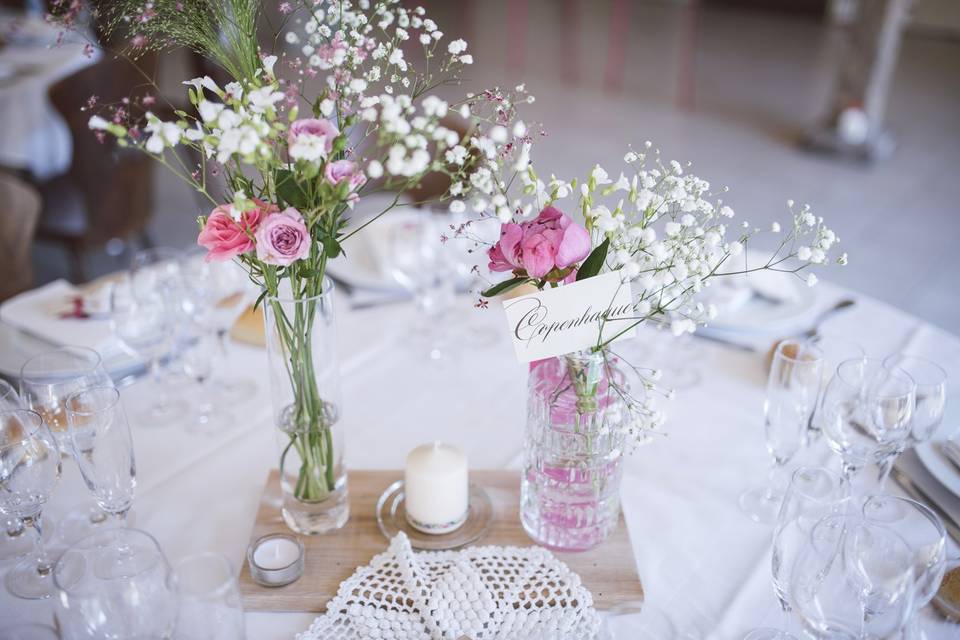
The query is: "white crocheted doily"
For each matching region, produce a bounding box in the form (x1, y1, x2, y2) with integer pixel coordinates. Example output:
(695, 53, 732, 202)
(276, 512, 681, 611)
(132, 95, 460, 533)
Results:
(296, 532, 600, 640)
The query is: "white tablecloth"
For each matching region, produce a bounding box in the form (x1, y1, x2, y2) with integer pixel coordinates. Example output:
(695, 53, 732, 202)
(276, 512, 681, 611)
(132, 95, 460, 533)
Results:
(0, 14, 97, 179)
(1, 281, 958, 638)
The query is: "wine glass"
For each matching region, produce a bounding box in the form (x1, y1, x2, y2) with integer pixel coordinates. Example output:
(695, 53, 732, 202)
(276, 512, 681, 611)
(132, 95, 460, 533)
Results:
(110, 271, 188, 426)
(0, 379, 33, 561)
(863, 494, 946, 637)
(822, 358, 915, 485)
(740, 339, 823, 524)
(180, 330, 235, 434)
(877, 354, 946, 484)
(53, 527, 178, 639)
(0, 409, 61, 599)
(1, 377, 21, 409)
(805, 335, 865, 444)
(744, 466, 849, 640)
(180, 247, 259, 402)
(172, 552, 246, 640)
(386, 215, 457, 361)
(64, 386, 136, 524)
(791, 514, 916, 639)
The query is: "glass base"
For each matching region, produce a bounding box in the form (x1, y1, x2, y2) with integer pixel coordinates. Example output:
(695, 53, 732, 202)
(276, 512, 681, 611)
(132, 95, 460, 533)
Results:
(743, 629, 796, 640)
(5, 556, 55, 599)
(739, 487, 783, 524)
(136, 397, 190, 428)
(56, 504, 129, 547)
(376, 480, 493, 550)
(280, 475, 350, 535)
(215, 376, 258, 405)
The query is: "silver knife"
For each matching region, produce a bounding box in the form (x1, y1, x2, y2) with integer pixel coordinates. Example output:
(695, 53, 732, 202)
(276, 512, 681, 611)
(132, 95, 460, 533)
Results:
(938, 441, 960, 475)
(890, 467, 960, 544)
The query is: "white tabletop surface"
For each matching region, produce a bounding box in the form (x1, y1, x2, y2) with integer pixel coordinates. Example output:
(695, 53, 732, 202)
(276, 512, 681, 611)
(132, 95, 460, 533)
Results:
(0, 13, 98, 179)
(1, 280, 958, 638)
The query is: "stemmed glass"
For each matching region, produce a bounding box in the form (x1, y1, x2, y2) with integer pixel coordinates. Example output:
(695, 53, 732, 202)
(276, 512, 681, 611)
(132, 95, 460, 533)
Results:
(0, 379, 33, 561)
(822, 358, 915, 485)
(110, 268, 188, 426)
(180, 247, 259, 402)
(877, 354, 946, 484)
(804, 335, 865, 445)
(744, 466, 849, 640)
(180, 331, 234, 434)
(18, 346, 114, 544)
(790, 514, 916, 639)
(53, 527, 178, 638)
(740, 339, 823, 524)
(0, 409, 62, 599)
(64, 386, 136, 525)
(386, 215, 457, 362)
(172, 552, 247, 640)
(862, 494, 947, 638)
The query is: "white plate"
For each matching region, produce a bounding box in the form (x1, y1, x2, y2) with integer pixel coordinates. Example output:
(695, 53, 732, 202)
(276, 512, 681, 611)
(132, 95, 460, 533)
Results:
(915, 441, 960, 498)
(700, 262, 817, 334)
(0, 321, 148, 384)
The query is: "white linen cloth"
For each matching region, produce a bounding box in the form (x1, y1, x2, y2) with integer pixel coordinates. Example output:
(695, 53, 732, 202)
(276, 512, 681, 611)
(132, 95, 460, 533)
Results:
(0, 279, 113, 352)
(0, 281, 958, 638)
(0, 14, 98, 178)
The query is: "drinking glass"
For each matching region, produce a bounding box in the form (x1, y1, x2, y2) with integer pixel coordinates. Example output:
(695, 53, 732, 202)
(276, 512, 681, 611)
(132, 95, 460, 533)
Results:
(110, 271, 188, 426)
(822, 358, 915, 484)
(172, 552, 246, 640)
(743, 467, 849, 640)
(180, 330, 234, 433)
(0, 379, 31, 561)
(863, 494, 946, 636)
(1, 377, 21, 409)
(53, 527, 177, 639)
(64, 386, 136, 523)
(805, 335, 865, 443)
(180, 247, 258, 402)
(740, 339, 823, 524)
(0, 409, 61, 599)
(386, 215, 457, 361)
(877, 354, 946, 484)
(791, 514, 915, 639)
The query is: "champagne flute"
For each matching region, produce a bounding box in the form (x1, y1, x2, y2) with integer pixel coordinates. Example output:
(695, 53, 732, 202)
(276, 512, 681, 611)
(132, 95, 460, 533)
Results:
(0, 409, 61, 599)
(64, 386, 136, 525)
(740, 339, 823, 524)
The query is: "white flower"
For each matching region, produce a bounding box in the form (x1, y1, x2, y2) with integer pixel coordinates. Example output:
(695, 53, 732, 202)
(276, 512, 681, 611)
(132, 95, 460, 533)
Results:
(198, 100, 224, 123)
(797, 246, 812, 261)
(285, 31, 299, 45)
(624, 151, 638, 163)
(143, 116, 181, 154)
(367, 160, 384, 179)
(591, 165, 612, 185)
(837, 252, 848, 266)
(664, 222, 681, 237)
(727, 241, 743, 256)
(771, 222, 781, 233)
(422, 95, 448, 118)
(806, 273, 818, 287)
(289, 135, 329, 163)
(88, 115, 109, 130)
(261, 55, 278, 76)
(490, 126, 508, 143)
(445, 145, 468, 165)
(419, 33, 431, 45)
(459, 55, 473, 64)
(247, 86, 284, 113)
(449, 200, 465, 214)
(719, 205, 735, 218)
(447, 38, 467, 54)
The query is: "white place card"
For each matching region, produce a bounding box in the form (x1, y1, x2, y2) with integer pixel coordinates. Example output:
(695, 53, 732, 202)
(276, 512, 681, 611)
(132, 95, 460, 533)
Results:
(501, 272, 638, 363)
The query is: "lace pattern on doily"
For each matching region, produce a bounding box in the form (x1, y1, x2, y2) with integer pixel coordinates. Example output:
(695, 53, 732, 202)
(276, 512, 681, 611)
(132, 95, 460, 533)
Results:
(296, 532, 600, 640)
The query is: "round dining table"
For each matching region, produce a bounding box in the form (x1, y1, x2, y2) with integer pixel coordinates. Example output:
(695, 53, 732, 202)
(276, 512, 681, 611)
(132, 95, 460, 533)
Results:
(1, 279, 958, 638)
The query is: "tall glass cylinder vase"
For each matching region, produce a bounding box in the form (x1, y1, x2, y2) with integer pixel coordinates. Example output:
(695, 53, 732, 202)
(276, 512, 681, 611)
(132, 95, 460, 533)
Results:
(264, 281, 348, 535)
(521, 350, 628, 552)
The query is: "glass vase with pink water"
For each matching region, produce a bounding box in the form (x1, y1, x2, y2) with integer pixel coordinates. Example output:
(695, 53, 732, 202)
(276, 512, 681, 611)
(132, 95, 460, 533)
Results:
(521, 350, 629, 552)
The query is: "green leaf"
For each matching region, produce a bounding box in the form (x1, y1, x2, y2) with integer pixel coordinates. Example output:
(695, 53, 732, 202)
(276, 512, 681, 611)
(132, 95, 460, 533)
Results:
(275, 169, 310, 210)
(481, 276, 528, 298)
(576, 238, 609, 281)
(320, 234, 343, 259)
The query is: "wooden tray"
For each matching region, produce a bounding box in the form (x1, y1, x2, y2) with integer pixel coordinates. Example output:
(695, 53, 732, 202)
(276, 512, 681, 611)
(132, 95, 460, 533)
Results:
(239, 470, 643, 613)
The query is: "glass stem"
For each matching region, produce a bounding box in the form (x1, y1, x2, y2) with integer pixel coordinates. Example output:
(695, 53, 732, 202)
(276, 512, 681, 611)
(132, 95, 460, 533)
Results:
(23, 515, 51, 576)
(150, 356, 169, 406)
(765, 459, 781, 500)
(6, 517, 24, 538)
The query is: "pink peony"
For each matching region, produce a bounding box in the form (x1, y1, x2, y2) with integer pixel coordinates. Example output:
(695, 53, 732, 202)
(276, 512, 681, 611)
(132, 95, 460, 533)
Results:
(287, 118, 339, 158)
(487, 206, 591, 279)
(197, 201, 275, 262)
(324, 159, 366, 206)
(255, 207, 311, 266)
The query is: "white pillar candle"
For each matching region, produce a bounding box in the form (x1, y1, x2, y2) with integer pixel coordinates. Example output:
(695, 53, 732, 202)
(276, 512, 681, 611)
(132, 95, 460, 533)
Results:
(404, 441, 469, 534)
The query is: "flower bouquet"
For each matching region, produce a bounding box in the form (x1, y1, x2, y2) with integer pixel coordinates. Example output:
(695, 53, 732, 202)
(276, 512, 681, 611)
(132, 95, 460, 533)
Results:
(63, 0, 532, 533)
(471, 144, 845, 549)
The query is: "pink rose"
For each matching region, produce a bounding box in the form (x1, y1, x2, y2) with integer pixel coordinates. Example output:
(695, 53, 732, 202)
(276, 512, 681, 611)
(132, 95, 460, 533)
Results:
(197, 201, 275, 262)
(287, 118, 339, 156)
(486, 206, 591, 280)
(255, 207, 311, 266)
(324, 159, 366, 206)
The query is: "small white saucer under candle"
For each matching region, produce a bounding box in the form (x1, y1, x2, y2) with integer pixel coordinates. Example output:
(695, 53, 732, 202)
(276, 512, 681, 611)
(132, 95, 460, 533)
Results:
(247, 533, 304, 587)
(404, 441, 469, 534)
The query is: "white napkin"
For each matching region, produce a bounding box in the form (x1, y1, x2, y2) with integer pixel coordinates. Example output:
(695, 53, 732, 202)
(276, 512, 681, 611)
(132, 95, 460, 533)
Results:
(0, 279, 114, 352)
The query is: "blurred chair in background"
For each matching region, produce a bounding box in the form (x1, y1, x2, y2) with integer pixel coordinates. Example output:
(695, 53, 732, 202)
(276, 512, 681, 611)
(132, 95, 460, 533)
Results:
(0, 173, 41, 302)
(35, 53, 157, 282)
(803, 0, 914, 161)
